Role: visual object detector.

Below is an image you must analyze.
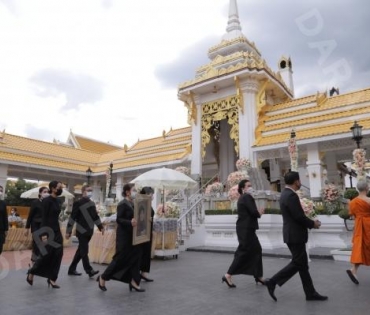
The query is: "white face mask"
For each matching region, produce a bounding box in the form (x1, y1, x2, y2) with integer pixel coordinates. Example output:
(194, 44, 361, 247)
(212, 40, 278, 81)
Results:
(131, 191, 137, 200)
(41, 192, 50, 199)
(86, 191, 93, 198)
(246, 187, 255, 195)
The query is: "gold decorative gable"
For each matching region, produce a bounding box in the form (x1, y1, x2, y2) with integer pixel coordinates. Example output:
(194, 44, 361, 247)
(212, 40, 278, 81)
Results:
(201, 95, 240, 159)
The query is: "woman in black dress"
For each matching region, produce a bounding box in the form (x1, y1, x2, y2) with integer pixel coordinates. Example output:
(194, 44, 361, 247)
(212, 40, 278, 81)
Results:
(139, 187, 155, 282)
(27, 181, 64, 289)
(97, 183, 145, 292)
(222, 179, 265, 288)
(25, 186, 49, 264)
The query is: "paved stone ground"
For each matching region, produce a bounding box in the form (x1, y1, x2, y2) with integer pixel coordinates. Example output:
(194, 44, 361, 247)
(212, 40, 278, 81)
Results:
(0, 248, 369, 315)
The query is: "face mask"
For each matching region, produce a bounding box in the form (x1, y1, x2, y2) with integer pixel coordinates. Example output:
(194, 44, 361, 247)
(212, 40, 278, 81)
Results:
(86, 191, 93, 198)
(41, 193, 50, 199)
(56, 188, 63, 196)
(246, 187, 255, 195)
(131, 191, 137, 200)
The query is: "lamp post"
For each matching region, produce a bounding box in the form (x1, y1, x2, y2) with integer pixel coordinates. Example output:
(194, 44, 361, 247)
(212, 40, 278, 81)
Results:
(86, 167, 92, 185)
(350, 121, 363, 149)
(108, 162, 113, 198)
(347, 166, 353, 188)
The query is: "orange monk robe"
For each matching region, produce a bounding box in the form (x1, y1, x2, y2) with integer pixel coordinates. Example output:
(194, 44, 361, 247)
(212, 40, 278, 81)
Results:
(349, 197, 370, 265)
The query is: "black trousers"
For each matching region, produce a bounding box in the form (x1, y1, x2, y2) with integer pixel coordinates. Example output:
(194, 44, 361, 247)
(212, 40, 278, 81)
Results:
(69, 233, 93, 273)
(270, 243, 315, 297)
(0, 232, 5, 255)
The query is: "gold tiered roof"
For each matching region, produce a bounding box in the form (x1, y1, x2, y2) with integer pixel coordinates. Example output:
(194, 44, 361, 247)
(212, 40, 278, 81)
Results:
(254, 87, 370, 147)
(72, 133, 121, 153)
(0, 127, 192, 173)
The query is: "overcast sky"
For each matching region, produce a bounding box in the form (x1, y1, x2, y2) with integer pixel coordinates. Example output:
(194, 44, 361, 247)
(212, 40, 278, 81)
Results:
(1, 0, 369, 147)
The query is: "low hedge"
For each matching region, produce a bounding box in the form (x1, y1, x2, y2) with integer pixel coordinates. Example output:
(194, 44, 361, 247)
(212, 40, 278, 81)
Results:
(205, 208, 281, 215)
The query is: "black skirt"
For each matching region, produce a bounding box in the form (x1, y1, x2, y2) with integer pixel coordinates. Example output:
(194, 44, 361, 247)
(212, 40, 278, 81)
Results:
(227, 227, 263, 277)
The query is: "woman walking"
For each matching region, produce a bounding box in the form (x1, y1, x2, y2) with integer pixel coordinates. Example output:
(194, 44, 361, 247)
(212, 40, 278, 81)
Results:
(222, 179, 265, 288)
(27, 181, 64, 289)
(346, 179, 370, 285)
(97, 184, 144, 292)
(25, 186, 49, 264)
(139, 187, 155, 282)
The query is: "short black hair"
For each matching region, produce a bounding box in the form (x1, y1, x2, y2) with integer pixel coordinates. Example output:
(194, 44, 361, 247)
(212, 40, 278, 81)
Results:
(49, 181, 61, 191)
(123, 183, 134, 197)
(284, 171, 300, 185)
(81, 184, 90, 193)
(237, 179, 250, 195)
(140, 186, 154, 195)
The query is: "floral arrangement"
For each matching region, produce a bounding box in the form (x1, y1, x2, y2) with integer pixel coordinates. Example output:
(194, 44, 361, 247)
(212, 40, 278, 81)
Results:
(227, 171, 249, 187)
(105, 166, 112, 198)
(300, 198, 316, 219)
(288, 134, 298, 171)
(205, 182, 224, 196)
(175, 166, 190, 176)
(156, 201, 181, 218)
(236, 158, 251, 172)
(321, 184, 341, 214)
(353, 148, 366, 180)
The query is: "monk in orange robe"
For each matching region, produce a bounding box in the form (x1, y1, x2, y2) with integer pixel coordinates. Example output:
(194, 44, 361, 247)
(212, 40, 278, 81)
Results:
(346, 180, 370, 285)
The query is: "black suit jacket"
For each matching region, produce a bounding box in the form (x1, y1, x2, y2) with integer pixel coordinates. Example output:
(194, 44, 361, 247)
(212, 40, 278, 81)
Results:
(116, 198, 135, 251)
(26, 199, 43, 229)
(236, 193, 260, 230)
(280, 188, 315, 244)
(0, 200, 8, 233)
(66, 197, 103, 236)
(41, 196, 61, 232)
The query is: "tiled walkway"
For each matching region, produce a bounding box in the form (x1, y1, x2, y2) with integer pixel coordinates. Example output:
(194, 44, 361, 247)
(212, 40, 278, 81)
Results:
(0, 249, 369, 315)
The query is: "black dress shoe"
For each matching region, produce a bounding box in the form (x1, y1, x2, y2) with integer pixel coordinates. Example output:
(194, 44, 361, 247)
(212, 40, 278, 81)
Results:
(141, 274, 154, 282)
(346, 269, 359, 284)
(88, 270, 99, 278)
(265, 279, 277, 301)
(68, 270, 82, 276)
(306, 292, 328, 301)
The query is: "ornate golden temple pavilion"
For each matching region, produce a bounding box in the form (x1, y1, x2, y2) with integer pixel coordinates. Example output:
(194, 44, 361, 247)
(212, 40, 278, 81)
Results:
(1, 0, 369, 200)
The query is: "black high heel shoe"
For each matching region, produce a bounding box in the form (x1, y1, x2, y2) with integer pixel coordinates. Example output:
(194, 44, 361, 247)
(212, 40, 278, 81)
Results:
(129, 283, 145, 292)
(47, 279, 60, 289)
(96, 276, 107, 292)
(26, 272, 33, 286)
(141, 274, 154, 282)
(222, 275, 236, 288)
(254, 277, 265, 285)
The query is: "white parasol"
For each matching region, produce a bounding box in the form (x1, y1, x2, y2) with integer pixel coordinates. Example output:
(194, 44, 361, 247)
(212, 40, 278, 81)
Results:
(21, 187, 75, 200)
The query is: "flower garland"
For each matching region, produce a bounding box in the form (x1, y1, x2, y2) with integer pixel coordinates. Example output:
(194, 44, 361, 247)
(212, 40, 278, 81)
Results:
(105, 166, 112, 198)
(321, 184, 341, 214)
(288, 135, 298, 171)
(205, 182, 224, 196)
(300, 198, 316, 219)
(156, 201, 181, 218)
(227, 185, 240, 210)
(353, 148, 366, 180)
(227, 171, 249, 188)
(236, 158, 251, 173)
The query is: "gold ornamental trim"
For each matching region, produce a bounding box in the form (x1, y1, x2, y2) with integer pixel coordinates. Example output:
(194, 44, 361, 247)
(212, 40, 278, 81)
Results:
(201, 95, 240, 159)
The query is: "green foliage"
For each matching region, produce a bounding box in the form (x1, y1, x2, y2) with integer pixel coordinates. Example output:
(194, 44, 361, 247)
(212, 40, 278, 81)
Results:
(338, 208, 351, 220)
(343, 188, 359, 200)
(205, 208, 281, 215)
(5, 179, 38, 206)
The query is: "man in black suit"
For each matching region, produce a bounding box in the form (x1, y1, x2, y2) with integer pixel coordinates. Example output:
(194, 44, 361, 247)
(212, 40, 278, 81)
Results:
(265, 172, 328, 301)
(0, 185, 9, 255)
(66, 184, 104, 277)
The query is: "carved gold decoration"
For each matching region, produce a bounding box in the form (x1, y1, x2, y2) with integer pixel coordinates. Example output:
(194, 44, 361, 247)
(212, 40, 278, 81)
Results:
(183, 92, 197, 125)
(255, 80, 271, 142)
(208, 36, 261, 56)
(234, 76, 244, 114)
(201, 95, 240, 159)
(316, 91, 327, 106)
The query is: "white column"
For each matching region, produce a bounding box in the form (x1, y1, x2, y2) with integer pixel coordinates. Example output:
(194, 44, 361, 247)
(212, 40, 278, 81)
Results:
(219, 119, 236, 183)
(325, 152, 338, 185)
(239, 80, 259, 166)
(0, 164, 8, 198)
(116, 174, 124, 201)
(306, 143, 324, 198)
(191, 95, 202, 178)
(92, 178, 102, 203)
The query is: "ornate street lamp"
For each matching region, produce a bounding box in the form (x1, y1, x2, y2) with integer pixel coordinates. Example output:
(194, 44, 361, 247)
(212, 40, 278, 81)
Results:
(86, 167, 92, 185)
(350, 121, 363, 148)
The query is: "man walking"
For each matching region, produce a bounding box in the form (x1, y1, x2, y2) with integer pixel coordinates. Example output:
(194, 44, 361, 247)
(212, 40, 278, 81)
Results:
(0, 185, 8, 255)
(66, 184, 104, 277)
(265, 172, 328, 301)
